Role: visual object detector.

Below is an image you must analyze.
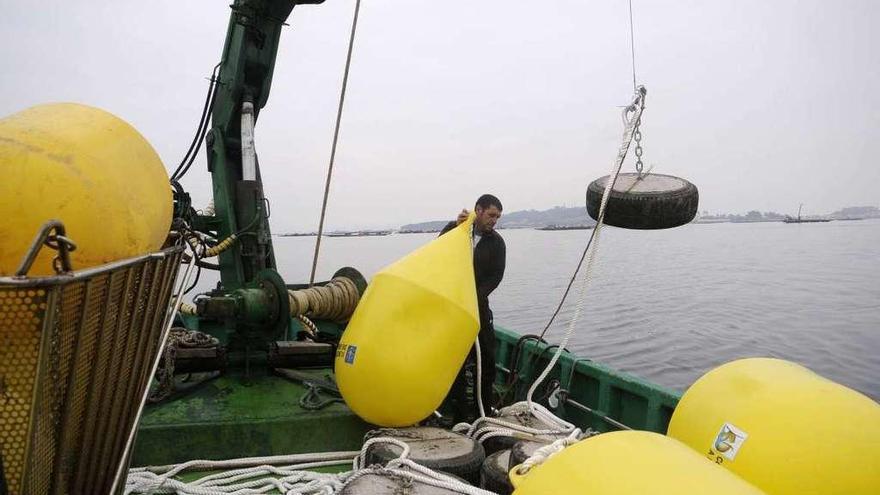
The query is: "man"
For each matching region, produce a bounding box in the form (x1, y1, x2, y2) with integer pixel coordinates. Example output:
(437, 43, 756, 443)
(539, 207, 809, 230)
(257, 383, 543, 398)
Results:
(439, 194, 505, 423)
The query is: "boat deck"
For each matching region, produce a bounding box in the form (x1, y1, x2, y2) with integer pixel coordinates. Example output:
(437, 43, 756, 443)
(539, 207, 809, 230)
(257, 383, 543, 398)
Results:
(132, 325, 681, 468)
(132, 368, 370, 466)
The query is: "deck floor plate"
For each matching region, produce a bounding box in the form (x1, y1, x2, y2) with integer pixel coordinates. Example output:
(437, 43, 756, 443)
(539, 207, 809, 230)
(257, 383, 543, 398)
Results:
(132, 368, 371, 466)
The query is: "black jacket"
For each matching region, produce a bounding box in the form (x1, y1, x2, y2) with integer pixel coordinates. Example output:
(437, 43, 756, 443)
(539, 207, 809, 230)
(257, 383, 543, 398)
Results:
(441, 221, 506, 328)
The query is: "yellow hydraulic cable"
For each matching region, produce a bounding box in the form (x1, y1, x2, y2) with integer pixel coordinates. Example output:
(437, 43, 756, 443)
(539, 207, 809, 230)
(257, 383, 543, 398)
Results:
(186, 233, 238, 258)
(204, 235, 237, 257)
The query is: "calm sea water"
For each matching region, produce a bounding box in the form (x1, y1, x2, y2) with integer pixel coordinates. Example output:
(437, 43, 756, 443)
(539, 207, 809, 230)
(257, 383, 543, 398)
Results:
(202, 219, 880, 400)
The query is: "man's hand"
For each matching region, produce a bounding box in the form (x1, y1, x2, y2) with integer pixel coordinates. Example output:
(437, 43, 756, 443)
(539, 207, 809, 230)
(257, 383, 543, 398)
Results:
(456, 209, 469, 225)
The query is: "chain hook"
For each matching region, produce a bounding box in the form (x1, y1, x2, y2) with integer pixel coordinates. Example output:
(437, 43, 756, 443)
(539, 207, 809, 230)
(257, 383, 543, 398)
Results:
(14, 220, 76, 277)
(630, 86, 647, 178)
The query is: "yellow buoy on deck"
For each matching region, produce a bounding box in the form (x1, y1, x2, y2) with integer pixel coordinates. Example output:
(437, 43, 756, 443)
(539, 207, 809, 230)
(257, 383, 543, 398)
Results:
(335, 215, 479, 426)
(508, 431, 765, 494)
(0, 103, 172, 276)
(667, 358, 880, 495)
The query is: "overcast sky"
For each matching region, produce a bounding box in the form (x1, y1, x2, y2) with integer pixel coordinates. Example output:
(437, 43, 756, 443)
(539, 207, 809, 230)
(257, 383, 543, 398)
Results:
(2, 0, 878, 231)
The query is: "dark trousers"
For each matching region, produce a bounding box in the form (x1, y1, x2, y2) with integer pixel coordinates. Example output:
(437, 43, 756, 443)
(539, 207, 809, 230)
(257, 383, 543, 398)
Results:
(443, 318, 496, 424)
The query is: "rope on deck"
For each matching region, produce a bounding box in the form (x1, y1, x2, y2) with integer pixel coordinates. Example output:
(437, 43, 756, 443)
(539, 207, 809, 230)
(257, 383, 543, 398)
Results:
(124, 437, 498, 494)
(126, 451, 357, 494)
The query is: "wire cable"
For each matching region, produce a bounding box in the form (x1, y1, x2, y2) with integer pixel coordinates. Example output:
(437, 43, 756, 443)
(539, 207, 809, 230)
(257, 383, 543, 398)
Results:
(309, 0, 362, 286)
(628, 0, 638, 91)
(171, 62, 221, 182)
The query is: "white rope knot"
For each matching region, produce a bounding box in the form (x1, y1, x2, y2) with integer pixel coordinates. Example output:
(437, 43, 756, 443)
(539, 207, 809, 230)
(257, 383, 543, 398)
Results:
(355, 437, 411, 470)
(456, 401, 577, 447)
(516, 428, 583, 476)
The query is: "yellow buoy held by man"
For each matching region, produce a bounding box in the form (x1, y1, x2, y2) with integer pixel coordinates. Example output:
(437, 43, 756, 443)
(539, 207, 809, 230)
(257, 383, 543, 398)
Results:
(335, 215, 479, 426)
(667, 358, 880, 495)
(0, 103, 172, 276)
(508, 431, 765, 494)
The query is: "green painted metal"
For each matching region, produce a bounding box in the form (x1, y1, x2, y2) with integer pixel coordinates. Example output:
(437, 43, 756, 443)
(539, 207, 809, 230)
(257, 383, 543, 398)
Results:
(493, 325, 681, 434)
(131, 323, 682, 469)
(200, 0, 303, 289)
(185, 0, 329, 357)
(132, 368, 370, 466)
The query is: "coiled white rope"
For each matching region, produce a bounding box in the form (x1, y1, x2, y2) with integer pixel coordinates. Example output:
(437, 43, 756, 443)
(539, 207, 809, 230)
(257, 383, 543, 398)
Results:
(453, 331, 579, 447)
(125, 451, 358, 494)
(130, 451, 359, 477)
(453, 400, 578, 441)
(126, 437, 497, 494)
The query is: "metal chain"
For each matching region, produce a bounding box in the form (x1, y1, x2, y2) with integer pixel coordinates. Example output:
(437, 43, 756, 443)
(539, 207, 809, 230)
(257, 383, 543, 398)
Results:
(149, 327, 220, 403)
(633, 118, 644, 176)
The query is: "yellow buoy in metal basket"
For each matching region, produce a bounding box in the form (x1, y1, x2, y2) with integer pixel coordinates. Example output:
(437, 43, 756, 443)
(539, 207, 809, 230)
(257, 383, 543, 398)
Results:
(335, 215, 479, 426)
(667, 358, 880, 495)
(0, 103, 172, 276)
(508, 431, 765, 494)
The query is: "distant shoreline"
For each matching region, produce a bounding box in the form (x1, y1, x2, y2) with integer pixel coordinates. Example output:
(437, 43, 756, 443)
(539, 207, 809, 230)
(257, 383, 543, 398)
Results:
(277, 205, 878, 235)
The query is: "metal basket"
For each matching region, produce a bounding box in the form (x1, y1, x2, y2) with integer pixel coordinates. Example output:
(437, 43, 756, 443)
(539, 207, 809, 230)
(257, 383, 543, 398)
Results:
(0, 223, 183, 494)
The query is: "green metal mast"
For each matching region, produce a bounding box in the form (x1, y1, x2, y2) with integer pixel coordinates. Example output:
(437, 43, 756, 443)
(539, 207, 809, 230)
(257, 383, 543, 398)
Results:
(198, 0, 321, 288)
(187, 0, 325, 352)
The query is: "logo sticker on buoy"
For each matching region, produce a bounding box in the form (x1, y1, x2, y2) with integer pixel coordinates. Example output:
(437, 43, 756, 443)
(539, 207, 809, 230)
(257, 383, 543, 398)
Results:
(710, 422, 748, 462)
(344, 345, 358, 364)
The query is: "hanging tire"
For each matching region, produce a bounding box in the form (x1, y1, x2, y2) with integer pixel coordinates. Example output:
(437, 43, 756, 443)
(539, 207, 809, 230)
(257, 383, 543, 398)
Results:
(340, 469, 470, 494)
(509, 439, 551, 471)
(586, 173, 698, 229)
(365, 427, 485, 484)
(480, 449, 514, 495)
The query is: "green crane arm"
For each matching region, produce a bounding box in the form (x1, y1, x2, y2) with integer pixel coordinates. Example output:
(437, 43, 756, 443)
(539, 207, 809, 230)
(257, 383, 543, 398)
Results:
(195, 0, 324, 290)
(174, 0, 328, 354)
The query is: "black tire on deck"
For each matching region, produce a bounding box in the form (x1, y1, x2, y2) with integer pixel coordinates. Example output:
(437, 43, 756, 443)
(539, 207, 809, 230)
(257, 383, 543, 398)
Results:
(481, 409, 564, 455)
(365, 427, 486, 485)
(340, 469, 469, 494)
(586, 173, 699, 230)
(480, 449, 514, 495)
(508, 439, 551, 472)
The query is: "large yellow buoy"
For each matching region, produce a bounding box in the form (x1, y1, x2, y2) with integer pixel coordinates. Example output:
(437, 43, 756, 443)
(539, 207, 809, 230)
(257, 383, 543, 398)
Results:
(335, 216, 479, 426)
(0, 103, 172, 276)
(667, 358, 880, 495)
(509, 431, 765, 494)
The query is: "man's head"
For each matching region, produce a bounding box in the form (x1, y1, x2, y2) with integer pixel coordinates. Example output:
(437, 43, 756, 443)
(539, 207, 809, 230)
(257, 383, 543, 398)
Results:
(474, 194, 502, 234)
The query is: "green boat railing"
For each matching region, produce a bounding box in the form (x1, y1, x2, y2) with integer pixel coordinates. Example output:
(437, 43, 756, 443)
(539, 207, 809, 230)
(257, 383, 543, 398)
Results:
(493, 325, 681, 434)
